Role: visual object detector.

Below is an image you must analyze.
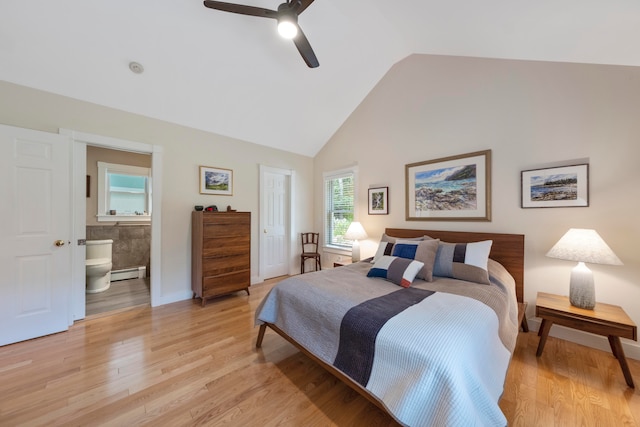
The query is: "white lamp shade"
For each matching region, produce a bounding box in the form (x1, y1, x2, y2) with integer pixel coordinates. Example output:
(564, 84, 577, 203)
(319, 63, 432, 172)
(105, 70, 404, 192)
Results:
(547, 228, 622, 309)
(344, 222, 368, 241)
(344, 222, 367, 263)
(546, 228, 622, 265)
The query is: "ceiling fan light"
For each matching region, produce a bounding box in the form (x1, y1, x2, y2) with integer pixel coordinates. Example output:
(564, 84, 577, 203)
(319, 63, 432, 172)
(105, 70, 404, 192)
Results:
(277, 20, 297, 39)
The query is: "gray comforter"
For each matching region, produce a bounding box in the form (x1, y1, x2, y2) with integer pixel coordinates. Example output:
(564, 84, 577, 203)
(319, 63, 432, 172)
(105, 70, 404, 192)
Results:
(255, 260, 518, 426)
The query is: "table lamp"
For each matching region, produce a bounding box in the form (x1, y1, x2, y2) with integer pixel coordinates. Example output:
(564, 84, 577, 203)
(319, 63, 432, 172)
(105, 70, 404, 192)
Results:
(546, 228, 622, 309)
(344, 221, 368, 262)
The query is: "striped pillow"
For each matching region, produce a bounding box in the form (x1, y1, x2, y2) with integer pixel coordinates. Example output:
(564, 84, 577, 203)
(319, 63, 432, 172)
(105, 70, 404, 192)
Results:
(433, 240, 493, 284)
(367, 255, 424, 288)
(371, 241, 395, 264)
(371, 234, 425, 264)
(391, 239, 440, 282)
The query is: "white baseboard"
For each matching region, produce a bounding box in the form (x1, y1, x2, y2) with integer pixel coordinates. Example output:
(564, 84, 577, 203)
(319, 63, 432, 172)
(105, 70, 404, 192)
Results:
(152, 290, 193, 307)
(527, 317, 640, 361)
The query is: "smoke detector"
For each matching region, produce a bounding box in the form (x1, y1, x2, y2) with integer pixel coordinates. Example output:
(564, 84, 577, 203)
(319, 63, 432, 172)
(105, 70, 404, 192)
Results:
(129, 62, 144, 74)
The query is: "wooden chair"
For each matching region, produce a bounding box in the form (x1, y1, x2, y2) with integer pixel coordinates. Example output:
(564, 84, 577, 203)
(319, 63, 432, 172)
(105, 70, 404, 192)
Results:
(300, 232, 321, 274)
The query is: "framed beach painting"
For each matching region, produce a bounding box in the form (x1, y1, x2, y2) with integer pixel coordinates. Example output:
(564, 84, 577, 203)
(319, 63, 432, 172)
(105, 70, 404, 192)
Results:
(368, 187, 388, 215)
(405, 150, 491, 221)
(521, 164, 589, 208)
(199, 166, 233, 196)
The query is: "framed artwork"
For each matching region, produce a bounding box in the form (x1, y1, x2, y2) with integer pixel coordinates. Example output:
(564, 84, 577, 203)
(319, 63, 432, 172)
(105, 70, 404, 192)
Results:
(405, 150, 491, 221)
(521, 164, 589, 208)
(199, 166, 233, 196)
(368, 187, 389, 215)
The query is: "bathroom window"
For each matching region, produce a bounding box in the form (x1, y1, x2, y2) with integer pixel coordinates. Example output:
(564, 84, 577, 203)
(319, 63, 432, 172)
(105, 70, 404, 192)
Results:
(97, 162, 151, 222)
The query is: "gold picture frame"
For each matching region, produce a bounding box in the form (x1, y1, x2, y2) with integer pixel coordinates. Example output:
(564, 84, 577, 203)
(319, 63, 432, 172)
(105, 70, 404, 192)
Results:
(199, 166, 233, 196)
(405, 150, 491, 221)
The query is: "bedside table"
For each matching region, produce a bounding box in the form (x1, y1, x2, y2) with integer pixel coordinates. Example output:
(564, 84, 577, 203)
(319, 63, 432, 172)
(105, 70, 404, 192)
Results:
(333, 261, 352, 268)
(536, 292, 637, 388)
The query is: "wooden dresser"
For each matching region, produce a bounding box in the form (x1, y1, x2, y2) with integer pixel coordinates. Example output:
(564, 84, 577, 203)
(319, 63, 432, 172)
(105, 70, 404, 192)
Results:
(191, 211, 251, 306)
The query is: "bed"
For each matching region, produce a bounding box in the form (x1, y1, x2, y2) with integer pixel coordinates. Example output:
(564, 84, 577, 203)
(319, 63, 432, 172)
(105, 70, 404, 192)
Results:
(255, 228, 525, 426)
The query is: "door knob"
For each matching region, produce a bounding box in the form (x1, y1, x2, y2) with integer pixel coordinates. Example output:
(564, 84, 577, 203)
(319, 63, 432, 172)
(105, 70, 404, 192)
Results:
(264, 229, 267, 233)
(54, 240, 65, 247)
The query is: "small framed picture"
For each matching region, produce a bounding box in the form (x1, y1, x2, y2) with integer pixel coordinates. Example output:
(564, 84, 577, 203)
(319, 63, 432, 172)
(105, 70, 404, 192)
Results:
(368, 187, 389, 215)
(199, 166, 233, 196)
(521, 164, 589, 208)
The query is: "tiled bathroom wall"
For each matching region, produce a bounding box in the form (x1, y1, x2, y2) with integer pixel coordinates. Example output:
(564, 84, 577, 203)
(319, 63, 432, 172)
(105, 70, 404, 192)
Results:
(86, 224, 151, 274)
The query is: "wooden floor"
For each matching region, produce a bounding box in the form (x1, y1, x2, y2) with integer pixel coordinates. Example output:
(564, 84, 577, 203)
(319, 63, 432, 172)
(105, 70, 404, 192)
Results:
(85, 277, 150, 317)
(1, 278, 639, 426)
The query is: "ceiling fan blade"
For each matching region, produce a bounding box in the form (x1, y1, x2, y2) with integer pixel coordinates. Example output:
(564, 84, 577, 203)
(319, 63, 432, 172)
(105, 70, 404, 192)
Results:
(203, 1, 278, 19)
(292, 27, 319, 68)
(290, 0, 315, 15)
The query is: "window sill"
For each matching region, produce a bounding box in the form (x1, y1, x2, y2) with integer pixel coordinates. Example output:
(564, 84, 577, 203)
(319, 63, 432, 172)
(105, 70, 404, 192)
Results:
(97, 214, 150, 223)
(323, 246, 351, 256)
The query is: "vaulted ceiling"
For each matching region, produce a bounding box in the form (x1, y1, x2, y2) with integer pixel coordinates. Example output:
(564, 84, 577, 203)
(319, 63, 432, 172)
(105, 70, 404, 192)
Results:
(1, 1, 639, 156)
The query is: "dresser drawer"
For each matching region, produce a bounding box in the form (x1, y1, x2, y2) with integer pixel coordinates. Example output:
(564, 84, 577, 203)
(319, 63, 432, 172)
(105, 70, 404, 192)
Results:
(203, 213, 250, 238)
(202, 212, 250, 224)
(203, 270, 250, 295)
(202, 254, 250, 276)
(202, 235, 250, 258)
(203, 223, 250, 239)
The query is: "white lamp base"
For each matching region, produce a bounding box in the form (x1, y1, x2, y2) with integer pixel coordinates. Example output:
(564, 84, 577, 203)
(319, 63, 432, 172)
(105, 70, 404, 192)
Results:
(569, 262, 595, 309)
(351, 240, 361, 263)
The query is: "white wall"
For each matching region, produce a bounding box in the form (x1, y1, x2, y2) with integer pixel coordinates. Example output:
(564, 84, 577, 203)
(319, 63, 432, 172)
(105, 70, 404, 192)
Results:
(314, 54, 640, 358)
(0, 80, 314, 304)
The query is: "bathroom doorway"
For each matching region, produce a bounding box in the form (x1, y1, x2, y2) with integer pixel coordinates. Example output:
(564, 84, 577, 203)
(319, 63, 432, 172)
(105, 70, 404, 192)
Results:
(85, 146, 151, 317)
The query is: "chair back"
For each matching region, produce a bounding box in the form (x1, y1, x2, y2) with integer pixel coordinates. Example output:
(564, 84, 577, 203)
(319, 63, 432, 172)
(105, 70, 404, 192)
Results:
(301, 232, 320, 254)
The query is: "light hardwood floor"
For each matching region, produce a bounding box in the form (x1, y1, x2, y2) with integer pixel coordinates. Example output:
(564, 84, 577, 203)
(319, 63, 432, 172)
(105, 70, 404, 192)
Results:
(1, 278, 639, 426)
(86, 277, 150, 317)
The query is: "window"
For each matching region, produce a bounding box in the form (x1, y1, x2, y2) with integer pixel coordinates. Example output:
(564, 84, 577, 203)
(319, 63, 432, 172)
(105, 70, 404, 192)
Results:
(97, 162, 151, 222)
(324, 167, 356, 249)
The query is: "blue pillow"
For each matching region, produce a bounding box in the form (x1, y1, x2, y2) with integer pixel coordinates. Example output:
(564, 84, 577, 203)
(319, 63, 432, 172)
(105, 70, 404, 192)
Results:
(391, 239, 440, 281)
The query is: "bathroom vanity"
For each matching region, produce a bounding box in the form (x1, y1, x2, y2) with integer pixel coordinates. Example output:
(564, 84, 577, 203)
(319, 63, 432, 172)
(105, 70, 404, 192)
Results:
(191, 211, 251, 306)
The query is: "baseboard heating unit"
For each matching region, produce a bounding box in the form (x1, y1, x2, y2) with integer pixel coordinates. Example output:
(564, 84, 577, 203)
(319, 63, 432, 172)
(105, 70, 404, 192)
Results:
(111, 266, 146, 282)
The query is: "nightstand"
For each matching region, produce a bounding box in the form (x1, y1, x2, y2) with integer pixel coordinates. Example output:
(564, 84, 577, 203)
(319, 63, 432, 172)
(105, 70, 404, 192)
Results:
(333, 261, 352, 268)
(536, 291, 637, 388)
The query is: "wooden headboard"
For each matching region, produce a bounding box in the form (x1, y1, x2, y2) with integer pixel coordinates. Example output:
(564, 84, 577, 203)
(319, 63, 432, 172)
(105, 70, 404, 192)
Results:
(385, 228, 525, 303)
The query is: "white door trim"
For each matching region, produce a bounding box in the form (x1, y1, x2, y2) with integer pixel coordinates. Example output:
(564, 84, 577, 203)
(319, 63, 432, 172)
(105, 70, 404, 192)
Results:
(259, 165, 294, 281)
(63, 129, 164, 321)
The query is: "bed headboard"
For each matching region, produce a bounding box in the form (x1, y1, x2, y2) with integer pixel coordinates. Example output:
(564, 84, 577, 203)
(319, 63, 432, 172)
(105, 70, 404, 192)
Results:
(385, 228, 525, 303)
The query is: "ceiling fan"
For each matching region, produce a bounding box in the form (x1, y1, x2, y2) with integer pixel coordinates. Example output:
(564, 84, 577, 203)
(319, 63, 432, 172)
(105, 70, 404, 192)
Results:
(203, 0, 319, 68)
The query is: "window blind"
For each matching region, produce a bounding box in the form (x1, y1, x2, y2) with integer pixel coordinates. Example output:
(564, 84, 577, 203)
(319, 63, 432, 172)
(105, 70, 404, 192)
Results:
(324, 169, 355, 248)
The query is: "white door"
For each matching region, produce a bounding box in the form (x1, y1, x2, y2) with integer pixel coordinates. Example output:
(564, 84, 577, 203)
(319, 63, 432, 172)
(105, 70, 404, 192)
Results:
(261, 168, 290, 279)
(0, 124, 71, 346)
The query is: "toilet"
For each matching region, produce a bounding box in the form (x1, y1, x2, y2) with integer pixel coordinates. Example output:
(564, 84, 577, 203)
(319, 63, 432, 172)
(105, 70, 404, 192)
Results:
(86, 239, 113, 293)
